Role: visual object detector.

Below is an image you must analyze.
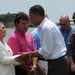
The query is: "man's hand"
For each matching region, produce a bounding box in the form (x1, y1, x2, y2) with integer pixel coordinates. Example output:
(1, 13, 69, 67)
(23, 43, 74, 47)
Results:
(19, 52, 30, 61)
(15, 55, 22, 63)
(71, 63, 75, 72)
(27, 65, 36, 75)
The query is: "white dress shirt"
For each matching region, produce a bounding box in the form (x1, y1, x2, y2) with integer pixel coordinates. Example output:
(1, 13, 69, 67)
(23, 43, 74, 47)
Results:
(0, 41, 20, 75)
(38, 18, 67, 59)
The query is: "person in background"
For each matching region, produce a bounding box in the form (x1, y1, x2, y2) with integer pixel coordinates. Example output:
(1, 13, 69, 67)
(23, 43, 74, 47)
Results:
(7, 12, 38, 75)
(20, 5, 70, 75)
(67, 27, 75, 75)
(0, 22, 22, 75)
(59, 15, 73, 46)
(31, 13, 49, 75)
(67, 12, 75, 75)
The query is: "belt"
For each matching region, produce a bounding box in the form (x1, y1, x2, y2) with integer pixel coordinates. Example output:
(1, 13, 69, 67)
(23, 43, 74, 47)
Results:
(38, 55, 66, 62)
(38, 58, 48, 61)
(38, 58, 54, 61)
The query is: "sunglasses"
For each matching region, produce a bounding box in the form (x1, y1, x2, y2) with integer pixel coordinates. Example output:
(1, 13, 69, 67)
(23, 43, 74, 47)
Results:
(60, 24, 66, 26)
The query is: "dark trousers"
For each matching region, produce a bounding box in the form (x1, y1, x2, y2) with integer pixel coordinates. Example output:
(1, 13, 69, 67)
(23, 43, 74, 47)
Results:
(15, 66, 27, 75)
(69, 70, 75, 75)
(48, 55, 70, 75)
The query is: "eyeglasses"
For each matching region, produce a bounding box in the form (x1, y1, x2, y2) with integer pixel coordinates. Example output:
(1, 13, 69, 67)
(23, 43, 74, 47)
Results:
(60, 24, 66, 26)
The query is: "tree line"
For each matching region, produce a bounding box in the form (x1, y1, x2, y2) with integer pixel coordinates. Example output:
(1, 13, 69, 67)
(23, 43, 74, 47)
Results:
(0, 13, 34, 28)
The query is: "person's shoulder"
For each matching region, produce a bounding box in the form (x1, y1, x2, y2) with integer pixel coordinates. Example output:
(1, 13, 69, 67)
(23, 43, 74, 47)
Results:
(46, 20, 58, 29)
(8, 31, 16, 38)
(70, 28, 75, 34)
(46, 20, 57, 27)
(8, 30, 18, 41)
(26, 32, 32, 36)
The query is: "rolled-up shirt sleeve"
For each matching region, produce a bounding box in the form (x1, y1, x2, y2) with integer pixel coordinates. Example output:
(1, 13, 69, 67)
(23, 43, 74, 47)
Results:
(38, 28, 54, 58)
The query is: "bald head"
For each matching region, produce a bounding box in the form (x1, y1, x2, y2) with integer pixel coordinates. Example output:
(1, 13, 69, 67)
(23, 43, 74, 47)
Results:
(59, 15, 69, 21)
(59, 15, 70, 31)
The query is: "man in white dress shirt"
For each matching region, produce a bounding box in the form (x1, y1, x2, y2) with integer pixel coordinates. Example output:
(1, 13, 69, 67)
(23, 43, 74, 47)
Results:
(20, 5, 70, 75)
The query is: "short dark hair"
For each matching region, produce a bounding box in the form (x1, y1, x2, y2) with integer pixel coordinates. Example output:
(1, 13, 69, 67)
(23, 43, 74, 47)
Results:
(14, 12, 29, 27)
(29, 5, 45, 16)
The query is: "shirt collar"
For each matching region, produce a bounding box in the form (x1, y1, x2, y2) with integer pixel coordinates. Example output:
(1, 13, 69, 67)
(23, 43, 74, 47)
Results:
(39, 17, 48, 28)
(15, 28, 26, 37)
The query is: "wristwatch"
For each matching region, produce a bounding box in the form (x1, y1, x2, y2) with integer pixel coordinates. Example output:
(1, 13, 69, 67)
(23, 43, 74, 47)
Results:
(29, 53, 32, 58)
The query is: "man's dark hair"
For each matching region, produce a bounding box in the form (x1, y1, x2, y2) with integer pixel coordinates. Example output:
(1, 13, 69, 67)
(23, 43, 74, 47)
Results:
(14, 12, 29, 27)
(29, 5, 45, 16)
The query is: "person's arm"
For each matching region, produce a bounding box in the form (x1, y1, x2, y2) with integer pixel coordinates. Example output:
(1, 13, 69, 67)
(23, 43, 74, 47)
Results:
(67, 31, 75, 71)
(0, 45, 21, 65)
(32, 57, 38, 70)
(19, 51, 42, 61)
(69, 56, 75, 71)
(28, 35, 38, 74)
(28, 57, 38, 75)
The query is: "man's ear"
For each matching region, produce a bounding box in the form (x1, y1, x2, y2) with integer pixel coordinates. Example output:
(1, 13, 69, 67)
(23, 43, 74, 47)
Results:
(15, 23, 18, 27)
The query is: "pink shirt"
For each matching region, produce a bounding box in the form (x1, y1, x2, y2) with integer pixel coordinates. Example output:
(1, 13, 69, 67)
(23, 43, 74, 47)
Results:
(7, 28, 36, 65)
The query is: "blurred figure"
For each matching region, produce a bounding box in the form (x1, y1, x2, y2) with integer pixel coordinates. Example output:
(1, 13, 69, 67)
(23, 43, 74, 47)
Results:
(67, 12, 75, 75)
(59, 15, 73, 46)
(0, 22, 21, 75)
(67, 27, 75, 75)
(7, 12, 38, 75)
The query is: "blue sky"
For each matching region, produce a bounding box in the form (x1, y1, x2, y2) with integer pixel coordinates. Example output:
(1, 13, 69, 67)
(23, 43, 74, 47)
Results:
(0, 0, 75, 22)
